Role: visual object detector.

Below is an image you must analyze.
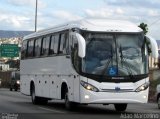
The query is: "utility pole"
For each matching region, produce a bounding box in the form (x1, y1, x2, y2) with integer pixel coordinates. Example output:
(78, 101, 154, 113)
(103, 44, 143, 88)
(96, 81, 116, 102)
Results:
(35, 0, 38, 32)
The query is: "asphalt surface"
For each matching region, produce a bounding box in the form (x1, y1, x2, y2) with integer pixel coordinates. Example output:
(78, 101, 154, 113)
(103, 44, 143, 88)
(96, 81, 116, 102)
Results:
(0, 88, 159, 119)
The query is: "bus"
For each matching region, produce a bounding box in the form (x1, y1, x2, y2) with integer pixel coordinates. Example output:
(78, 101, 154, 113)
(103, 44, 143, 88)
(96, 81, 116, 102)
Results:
(20, 19, 158, 111)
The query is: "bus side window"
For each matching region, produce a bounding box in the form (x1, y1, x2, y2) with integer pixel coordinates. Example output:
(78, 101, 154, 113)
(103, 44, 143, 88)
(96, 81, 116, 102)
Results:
(65, 33, 69, 55)
(71, 35, 79, 72)
(34, 38, 42, 57)
(21, 40, 27, 59)
(54, 34, 59, 54)
(50, 34, 59, 55)
(59, 33, 69, 55)
(27, 40, 34, 58)
(50, 35, 55, 55)
(59, 34, 65, 54)
(41, 36, 50, 56)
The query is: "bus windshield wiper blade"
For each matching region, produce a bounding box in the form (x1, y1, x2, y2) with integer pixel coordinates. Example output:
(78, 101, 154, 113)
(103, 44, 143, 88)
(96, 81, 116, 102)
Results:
(101, 45, 113, 75)
(119, 46, 135, 79)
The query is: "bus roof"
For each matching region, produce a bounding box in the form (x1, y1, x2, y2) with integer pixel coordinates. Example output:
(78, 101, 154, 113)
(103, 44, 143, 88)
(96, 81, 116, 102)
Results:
(23, 19, 143, 40)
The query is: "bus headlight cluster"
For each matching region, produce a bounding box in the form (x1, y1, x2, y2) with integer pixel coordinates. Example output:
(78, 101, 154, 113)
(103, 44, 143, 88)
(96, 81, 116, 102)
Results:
(16, 80, 20, 84)
(80, 80, 99, 92)
(135, 82, 149, 92)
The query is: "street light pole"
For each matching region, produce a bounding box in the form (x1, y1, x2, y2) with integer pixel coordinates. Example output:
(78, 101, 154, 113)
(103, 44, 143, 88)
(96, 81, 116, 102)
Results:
(35, 0, 38, 32)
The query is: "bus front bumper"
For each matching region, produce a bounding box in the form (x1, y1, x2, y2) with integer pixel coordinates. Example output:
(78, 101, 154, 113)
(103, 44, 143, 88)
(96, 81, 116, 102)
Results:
(80, 87, 149, 104)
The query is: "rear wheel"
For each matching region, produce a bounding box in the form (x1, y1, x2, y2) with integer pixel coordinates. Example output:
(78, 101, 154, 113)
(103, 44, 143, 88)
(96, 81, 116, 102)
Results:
(114, 104, 127, 111)
(158, 96, 160, 109)
(10, 88, 12, 91)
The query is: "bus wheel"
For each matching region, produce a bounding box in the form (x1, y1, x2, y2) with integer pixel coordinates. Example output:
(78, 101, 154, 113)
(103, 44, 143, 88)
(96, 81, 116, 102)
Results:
(158, 96, 160, 109)
(114, 104, 127, 111)
(64, 88, 75, 110)
(15, 88, 18, 91)
(31, 84, 40, 104)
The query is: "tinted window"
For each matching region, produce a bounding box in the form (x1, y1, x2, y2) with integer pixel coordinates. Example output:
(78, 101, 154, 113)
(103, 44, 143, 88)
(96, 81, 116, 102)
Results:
(27, 40, 34, 57)
(59, 34, 65, 54)
(71, 35, 79, 72)
(34, 38, 42, 57)
(59, 33, 68, 54)
(50, 34, 59, 55)
(21, 40, 27, 59)
(41, 36, 50, 56)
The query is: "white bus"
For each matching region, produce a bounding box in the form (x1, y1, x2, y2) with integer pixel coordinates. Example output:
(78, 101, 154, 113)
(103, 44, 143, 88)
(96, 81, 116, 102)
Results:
(20, 19, 158, 111)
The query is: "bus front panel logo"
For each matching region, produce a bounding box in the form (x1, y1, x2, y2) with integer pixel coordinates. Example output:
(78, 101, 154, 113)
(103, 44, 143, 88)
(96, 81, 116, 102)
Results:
(115, 87, 121, 92)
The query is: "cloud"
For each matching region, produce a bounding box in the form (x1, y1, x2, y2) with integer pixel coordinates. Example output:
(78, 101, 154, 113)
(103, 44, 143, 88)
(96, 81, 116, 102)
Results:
(6, 0, 46, 8)
(103, 0, 160, 9)
(84, 6, 160, 22)
(85, 8, 124, 18)
(52, 11, 83, 21)
(0, 11, 33, 30)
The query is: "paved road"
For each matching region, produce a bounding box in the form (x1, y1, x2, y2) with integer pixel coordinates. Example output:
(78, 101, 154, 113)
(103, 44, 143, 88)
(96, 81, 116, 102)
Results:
(0, 88, 159, 119)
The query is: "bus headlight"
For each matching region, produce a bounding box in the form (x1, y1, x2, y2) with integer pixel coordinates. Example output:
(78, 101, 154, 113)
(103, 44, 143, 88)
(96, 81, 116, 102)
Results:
(16, 80, 20, 84)
(80, 80, 99, 92)
(135, 82, 149, 92)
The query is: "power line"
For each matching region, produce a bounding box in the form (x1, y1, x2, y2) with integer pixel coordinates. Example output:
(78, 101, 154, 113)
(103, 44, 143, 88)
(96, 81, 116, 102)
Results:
(149, 17, 160, 27)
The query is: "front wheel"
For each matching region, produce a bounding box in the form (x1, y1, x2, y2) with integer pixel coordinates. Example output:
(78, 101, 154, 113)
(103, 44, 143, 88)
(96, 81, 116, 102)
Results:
(158, 96, 160, 109)
(31, 84, 43, 104)
(31, 85, 48, 105)
(64, 88, 77, 110)
(114, 104, 127, 111)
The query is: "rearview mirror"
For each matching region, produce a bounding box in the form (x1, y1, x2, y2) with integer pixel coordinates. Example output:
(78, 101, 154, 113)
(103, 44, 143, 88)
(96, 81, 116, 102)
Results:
(145, 35, 158, 58)
(75, 33, 86, 58)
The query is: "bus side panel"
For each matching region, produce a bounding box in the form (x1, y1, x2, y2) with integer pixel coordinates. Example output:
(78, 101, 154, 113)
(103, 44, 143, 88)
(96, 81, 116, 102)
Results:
(73, 75, 80, 102)
(49, 75, 57, 99)
(42, 75, 50, 97)
(35, 75, 42, 97)
(20, 75, 32, 95)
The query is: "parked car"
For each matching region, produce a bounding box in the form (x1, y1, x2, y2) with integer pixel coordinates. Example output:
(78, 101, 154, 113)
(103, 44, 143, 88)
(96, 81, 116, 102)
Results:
(156, 84, 160, 109)
(9, 71, 20, 91)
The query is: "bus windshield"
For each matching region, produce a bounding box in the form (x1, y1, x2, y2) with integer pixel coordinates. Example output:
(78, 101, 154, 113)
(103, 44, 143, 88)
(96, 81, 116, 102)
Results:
(81, 32, 148, 77)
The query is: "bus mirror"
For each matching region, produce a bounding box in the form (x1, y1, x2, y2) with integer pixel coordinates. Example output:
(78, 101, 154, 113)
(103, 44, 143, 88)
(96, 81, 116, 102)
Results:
(75, 33, 86, 58)
(145, 35, 158, 58)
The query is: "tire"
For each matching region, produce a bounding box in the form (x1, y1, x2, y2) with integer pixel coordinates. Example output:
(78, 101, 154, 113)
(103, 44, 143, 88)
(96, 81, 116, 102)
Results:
(64, 87, 76, 110)
(31, 84, 48, 105)
(114, 104, 127, 111)
(31, 84, 40, 104)
(158, 96, 160, 109)
(15, 88, 18, 91)
(10, 88, 12, 91)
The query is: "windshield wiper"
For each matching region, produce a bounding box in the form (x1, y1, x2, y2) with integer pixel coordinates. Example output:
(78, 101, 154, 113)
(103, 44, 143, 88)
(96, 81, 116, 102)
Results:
(100, 45, 113, 75)
(119, 45, 135, 79)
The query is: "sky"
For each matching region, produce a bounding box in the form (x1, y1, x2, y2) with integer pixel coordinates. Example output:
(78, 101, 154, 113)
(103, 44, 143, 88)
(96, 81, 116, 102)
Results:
(0, 0, 160, 39)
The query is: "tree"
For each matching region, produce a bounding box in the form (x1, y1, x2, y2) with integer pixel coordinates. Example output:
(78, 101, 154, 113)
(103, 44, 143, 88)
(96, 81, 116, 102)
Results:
(138, 23, 148, 35)
(139, 22, 152, 55)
